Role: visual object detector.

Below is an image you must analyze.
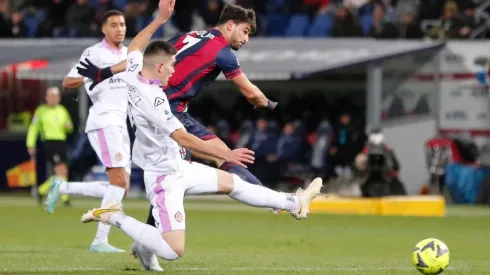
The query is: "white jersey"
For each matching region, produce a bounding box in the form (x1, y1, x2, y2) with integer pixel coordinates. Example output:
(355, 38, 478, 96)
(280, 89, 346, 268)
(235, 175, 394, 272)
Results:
(67, 39, 128, 132)
(125, 50, 184, 174)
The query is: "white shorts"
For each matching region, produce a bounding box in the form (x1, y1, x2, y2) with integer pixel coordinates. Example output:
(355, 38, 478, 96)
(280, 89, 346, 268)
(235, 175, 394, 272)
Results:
(145, 161, 218, 233)
(87, 126, 131, 174)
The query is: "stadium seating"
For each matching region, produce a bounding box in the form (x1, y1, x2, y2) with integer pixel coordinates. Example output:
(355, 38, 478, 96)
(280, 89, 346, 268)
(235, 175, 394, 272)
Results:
(307, 14, 334, 37)
(284, 14, 310, 37)
(265, 13, 289, 37)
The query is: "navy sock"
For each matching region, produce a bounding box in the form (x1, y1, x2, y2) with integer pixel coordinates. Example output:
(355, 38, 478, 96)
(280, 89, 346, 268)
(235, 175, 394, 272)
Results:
(219, 161, 263, 186)
(146, 205, 156, 226)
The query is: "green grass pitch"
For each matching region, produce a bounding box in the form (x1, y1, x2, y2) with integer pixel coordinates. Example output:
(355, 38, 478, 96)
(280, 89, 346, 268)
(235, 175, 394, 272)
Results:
(1, 196, 490, 274)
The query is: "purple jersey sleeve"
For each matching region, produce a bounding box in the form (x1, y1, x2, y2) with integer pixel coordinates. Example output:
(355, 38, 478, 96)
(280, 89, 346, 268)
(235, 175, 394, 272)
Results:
(216, 46, 243, 80)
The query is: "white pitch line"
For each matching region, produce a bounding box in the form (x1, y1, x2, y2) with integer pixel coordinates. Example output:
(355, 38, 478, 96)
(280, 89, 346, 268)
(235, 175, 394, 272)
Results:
(0, 267, 109, 272)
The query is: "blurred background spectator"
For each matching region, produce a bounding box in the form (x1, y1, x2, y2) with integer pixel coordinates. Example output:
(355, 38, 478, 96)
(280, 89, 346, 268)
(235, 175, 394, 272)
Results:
(0, 0, 488, 39)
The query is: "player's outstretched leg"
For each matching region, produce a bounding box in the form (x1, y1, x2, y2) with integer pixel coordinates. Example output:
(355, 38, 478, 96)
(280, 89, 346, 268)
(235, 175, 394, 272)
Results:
(45, 178, 110, 214)
(222, 172, 323, 219)
(81, 202, 180, 271)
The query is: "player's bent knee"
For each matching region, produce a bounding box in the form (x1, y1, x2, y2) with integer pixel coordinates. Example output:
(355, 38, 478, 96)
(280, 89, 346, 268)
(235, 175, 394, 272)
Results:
(106, 168, 128, 188)
(162, 230, 185, 259)
(216, 169, 235, 194)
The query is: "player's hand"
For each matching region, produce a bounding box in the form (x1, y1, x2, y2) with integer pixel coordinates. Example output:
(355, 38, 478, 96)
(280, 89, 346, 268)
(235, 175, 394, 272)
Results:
(157, 0, 175, 22)
(225, 148, 255, 168)
(76, 58, 113, 91)
(254, 99, 278, 111)
(27, 147, 36, 159)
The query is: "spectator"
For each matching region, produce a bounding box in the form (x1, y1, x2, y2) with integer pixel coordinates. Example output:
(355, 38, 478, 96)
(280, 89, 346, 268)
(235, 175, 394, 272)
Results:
(36, 0, 71, 37)
(398, 8, 424, 39)
(310, 120, 332, 179)
(246, 118, 278, 187)
(368, 2, 398, 39)
(93, 0, 117, 32)
(200, 0, 224, 27)
(65, 0, 95, 37)
(331, 5, 363, 37)
(124, 0, 149, 37)
(330, 113, 364, 177)
(7, 10, 28, 37)
(428, 1, 471, 40)
(275, 122, 302, 163)
(0, 0, 10, 37)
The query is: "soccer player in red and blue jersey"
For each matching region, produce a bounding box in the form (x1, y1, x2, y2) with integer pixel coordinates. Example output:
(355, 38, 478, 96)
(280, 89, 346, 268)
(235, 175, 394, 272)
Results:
(78, 4, 276, 188)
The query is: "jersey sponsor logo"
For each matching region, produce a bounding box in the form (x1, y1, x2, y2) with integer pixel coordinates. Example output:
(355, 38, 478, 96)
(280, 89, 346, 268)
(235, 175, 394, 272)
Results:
(109, 77, 124, 84)
(154, 97, 165, 107)
(128, 64, 139, 72)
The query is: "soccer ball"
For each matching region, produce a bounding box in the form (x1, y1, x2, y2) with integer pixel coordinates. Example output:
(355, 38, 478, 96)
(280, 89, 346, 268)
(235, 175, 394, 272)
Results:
(412, 238, 450, 274)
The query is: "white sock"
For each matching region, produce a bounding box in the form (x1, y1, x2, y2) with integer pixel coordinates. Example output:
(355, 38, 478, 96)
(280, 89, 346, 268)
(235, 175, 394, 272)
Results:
(92, 185, 126, 245)
(59, 181, 109, 198)
(229, 175, 300, 212)
(108, 212, 179, 261)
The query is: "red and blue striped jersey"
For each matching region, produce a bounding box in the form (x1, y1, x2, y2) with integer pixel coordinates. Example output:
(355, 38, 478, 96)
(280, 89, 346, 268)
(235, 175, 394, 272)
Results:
(165, 29, 243, 112)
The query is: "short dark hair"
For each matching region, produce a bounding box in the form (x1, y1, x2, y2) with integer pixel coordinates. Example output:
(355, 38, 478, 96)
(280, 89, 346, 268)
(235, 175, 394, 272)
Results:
(144, 40, 177, 58)
(216, 4, 256, 33)
(102, 10, 124, 25)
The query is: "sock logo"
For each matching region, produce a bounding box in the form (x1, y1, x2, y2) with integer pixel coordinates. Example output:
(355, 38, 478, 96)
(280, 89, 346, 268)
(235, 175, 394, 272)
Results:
(116, 221, 121, 228)
(286, 195, 295, 203)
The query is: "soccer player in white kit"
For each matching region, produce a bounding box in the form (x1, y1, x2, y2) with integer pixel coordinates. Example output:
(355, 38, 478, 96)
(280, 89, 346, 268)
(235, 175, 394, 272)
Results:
(80, 0, 323, 271)
(45, 10, 129, 253)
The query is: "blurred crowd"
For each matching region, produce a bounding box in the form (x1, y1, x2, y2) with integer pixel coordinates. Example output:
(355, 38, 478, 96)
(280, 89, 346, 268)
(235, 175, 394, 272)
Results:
(0, 0, 485, 39)
(180, 95, 405, 196)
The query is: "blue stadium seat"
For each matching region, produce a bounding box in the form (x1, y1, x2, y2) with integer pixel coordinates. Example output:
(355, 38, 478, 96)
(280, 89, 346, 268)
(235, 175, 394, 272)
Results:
(360, 14, 373, 35)
(307, 14, 334, 37)
(265, 13, 289, 36)
(284, 14, 310, 37)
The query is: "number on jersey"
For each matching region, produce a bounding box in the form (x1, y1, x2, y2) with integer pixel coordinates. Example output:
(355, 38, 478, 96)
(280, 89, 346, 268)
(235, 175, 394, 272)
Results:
(176, 35, 202, 57)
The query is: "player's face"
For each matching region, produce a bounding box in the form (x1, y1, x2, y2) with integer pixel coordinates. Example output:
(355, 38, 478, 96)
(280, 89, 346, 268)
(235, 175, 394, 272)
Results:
(157, 55, 176, 85)
(45, 92, 60, 106)
(102, 15, 126, 44)
(230, 23, 251, 51)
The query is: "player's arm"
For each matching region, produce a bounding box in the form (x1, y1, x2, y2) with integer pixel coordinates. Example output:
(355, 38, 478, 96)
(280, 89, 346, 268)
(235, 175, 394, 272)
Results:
(216, 47, 276, 109)
(77, 0, 175, 86)
(26, 107, 42, 157)
(170, 129, 253, 167)
(232, 74, 274, 109)
(63, 48, 96, 90)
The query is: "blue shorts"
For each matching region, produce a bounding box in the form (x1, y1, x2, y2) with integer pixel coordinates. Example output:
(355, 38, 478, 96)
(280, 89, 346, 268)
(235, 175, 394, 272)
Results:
(174, 112, 217, 140)
(174, 112, 217, 161)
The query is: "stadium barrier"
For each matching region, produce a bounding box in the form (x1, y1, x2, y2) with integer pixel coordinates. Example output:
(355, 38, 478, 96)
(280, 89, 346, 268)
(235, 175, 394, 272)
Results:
(310, 195, 445, 217)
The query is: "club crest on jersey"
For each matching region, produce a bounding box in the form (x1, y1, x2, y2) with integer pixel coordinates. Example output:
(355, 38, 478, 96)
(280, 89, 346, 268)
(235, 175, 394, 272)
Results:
(114, 152, 123, 162)
(128, 64, 139, 72)
(174, 211, 184, 223)
(154, 97, 165, 107)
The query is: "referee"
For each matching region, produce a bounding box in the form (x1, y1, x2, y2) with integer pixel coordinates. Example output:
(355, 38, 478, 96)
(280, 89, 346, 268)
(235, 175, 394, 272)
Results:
(26, 87, 73, 206)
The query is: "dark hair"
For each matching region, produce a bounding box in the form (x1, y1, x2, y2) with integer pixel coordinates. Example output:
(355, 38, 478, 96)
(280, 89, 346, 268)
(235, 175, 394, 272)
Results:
(144, 40, 177, 58)
(102, 10, 124, 24)
(216, 4, 256, 33)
